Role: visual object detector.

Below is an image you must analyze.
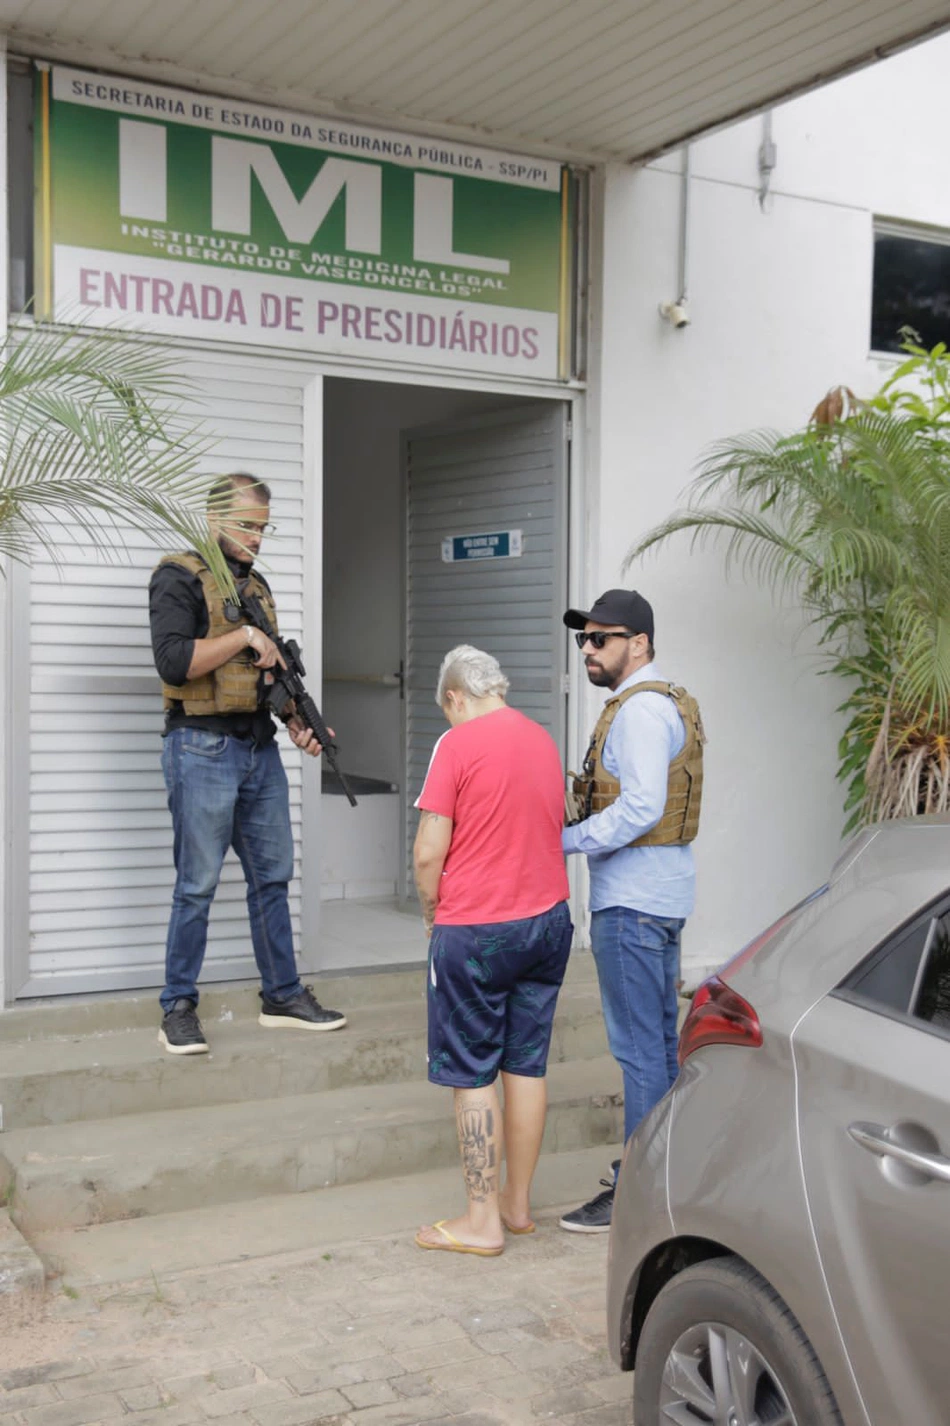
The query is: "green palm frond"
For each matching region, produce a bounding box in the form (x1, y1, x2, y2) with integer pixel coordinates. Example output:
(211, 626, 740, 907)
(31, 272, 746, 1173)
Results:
(633, 505, 824, 602)
(0, 322, 233, 595)
(625, 340, 950, 828)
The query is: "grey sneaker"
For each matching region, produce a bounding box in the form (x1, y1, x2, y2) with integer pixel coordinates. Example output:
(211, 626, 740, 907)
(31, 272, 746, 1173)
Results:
(159, 998, 209, 1056)
(558, 1160, 621, 1233)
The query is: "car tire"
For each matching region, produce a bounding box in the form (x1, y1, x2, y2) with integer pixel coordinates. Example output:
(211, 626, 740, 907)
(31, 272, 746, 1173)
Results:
(633, 1256, 842, 1426)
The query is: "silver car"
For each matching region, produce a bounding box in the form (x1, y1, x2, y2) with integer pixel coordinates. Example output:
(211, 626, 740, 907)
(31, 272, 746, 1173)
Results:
(607, 816, 950, 1426)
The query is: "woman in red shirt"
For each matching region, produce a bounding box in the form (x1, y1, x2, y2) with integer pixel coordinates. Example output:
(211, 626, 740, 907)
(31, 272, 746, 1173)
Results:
(413, 645, 573, 1256)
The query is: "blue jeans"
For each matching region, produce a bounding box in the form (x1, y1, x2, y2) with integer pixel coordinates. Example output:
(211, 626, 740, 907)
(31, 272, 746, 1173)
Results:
(160, 728, 302, 1012)
(590, 906, 685, 1142)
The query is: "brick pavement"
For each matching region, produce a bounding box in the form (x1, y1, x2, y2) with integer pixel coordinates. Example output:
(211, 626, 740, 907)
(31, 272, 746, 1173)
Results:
(0, 1224, 631, 1426)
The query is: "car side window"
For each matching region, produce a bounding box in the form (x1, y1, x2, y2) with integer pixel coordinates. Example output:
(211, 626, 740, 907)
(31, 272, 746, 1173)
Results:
(844, 915, 934, 1015)
(913, 914, 950, 1031)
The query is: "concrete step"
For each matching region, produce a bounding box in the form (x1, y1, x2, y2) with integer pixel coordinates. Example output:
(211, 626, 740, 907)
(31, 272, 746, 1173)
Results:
(0, 983, 607, 1131)
(0, 1207, 44, 1298)
(0, 966, 427, 1044)
(2, 1054, 623, 1234)
(31, 1142, 623, 1288)
(0, 949, 599, 1044)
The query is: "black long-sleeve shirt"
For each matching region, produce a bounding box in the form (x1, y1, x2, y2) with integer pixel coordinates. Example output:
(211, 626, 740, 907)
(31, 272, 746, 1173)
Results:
(148, 554, 275, 742)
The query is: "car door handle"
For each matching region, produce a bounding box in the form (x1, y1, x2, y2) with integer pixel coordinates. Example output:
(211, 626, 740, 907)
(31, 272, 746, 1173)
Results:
(848, 1121, 950, 1183)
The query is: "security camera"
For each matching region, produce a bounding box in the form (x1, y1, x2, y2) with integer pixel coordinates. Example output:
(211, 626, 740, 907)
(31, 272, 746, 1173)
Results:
(659, 300, 690, 329)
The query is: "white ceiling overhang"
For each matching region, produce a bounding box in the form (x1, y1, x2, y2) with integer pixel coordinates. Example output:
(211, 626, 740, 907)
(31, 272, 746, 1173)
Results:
(1, 0, 949, 162)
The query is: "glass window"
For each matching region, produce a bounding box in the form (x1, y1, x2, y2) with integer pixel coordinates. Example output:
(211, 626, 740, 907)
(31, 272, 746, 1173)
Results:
(843, 915, 934, 1014)
(871, 230, 950, 355)
(913, 916, 950, 1031)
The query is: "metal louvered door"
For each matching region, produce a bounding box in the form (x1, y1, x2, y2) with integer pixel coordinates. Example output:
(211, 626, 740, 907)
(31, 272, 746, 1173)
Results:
(404, 401, 570, 897)
(23, 352, 318, 998)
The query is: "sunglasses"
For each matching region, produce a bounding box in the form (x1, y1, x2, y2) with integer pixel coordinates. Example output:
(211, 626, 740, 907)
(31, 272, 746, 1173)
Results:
(574, 630, 637, 650)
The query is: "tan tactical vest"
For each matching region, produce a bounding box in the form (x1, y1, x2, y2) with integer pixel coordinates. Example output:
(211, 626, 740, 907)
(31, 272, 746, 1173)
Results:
(569, 681, 706, 847)
(157, 552, 279, 716)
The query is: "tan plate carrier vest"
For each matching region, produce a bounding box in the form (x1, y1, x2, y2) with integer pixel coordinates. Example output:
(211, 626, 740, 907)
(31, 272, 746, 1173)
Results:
(569, 681, 706, 847)
(157, 553, 279, 716)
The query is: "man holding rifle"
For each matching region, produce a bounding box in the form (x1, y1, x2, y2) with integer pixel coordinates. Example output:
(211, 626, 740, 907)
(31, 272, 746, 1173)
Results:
(149, 472, 346, 1055)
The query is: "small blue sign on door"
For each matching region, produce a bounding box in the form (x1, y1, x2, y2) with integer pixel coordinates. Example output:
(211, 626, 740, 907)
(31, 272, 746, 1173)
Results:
(441, 529, 523, 563)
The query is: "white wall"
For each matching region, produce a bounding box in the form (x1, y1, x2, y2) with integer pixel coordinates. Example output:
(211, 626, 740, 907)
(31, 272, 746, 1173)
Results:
(688, 35, 950, 228)
(0, 560, 8, 1008)
(591, 36, 950, 975)
(0, 38, 10, 1008)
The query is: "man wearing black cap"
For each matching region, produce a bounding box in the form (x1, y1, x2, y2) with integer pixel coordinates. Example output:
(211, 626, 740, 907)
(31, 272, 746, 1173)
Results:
(558, 590, 704, 1232)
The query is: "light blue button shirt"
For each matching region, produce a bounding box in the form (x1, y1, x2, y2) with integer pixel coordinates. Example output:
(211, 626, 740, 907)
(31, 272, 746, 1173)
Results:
(562, 663, 696, 918)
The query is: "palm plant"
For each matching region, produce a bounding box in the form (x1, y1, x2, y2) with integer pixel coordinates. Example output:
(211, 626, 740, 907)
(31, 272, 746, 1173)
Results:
(0, 321, 233, 592)
(626, 336, 950, 831)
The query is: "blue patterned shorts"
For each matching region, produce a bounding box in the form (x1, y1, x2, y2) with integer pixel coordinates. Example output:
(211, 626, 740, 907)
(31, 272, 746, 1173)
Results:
(427, 900, 574, 1088)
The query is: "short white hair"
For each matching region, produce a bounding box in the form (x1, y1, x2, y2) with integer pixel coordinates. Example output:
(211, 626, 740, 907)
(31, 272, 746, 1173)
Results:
(435, 645, 510, 706)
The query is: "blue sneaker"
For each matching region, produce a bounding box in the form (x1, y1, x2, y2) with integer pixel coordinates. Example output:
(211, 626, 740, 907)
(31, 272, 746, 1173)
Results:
(558, 1161, 620, 1233)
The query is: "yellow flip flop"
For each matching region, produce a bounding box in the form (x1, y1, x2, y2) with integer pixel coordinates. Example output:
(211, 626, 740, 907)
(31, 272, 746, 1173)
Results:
(501, 1216, 536, 1235)
(415, 1221, 504, 1256)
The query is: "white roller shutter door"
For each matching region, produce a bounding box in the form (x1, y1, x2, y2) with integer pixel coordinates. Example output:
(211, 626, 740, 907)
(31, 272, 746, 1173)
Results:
(404, 402, 569, 896)
(24, 350, 314, 998)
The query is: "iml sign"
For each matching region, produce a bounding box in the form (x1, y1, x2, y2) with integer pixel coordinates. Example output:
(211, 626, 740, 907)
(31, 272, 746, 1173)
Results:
(119, 120, 512, 275)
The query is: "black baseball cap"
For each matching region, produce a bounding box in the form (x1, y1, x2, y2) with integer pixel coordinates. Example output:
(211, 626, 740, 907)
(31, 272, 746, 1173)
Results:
(563, 589, 654, 643)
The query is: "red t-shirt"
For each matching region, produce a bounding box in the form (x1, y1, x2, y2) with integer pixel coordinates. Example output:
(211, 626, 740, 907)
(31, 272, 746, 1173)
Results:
(416, 706, 570, 925)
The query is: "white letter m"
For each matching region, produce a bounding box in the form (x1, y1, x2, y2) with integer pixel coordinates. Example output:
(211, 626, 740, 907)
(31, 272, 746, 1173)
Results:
(211, 138, 381, 251)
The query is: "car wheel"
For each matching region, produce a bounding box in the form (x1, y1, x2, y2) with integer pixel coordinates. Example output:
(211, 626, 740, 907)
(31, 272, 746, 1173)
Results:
(633, 1256, 842, 1426)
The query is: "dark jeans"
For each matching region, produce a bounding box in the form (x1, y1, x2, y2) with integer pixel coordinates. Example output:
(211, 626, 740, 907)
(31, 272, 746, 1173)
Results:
(160, 727, 302, 1012)
(590, 906, 685, 1142)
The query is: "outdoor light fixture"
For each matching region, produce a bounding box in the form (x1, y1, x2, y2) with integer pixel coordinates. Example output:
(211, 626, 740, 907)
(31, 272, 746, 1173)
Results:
(659, 299, 690, 328)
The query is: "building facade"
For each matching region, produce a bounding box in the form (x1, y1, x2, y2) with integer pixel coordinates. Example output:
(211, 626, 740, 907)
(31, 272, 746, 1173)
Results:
(0, 25, 946, 1004)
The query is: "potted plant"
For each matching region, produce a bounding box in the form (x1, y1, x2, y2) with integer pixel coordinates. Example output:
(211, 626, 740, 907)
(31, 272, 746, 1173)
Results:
(627, 336, 950, 831)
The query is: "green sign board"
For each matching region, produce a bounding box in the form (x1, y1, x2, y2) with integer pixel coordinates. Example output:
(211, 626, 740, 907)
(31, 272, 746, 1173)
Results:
(37, 65, 573, 380)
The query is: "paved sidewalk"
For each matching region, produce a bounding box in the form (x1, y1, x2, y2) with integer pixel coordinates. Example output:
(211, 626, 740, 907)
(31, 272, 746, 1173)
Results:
(0, 1218, 629, 1426)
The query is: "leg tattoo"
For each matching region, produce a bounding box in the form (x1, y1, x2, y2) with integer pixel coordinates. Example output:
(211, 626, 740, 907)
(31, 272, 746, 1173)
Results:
(456, 1098, 496, 1202)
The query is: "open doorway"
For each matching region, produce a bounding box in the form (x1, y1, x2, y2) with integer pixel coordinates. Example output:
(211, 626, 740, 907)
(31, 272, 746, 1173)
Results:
(320, 376, 570, 971)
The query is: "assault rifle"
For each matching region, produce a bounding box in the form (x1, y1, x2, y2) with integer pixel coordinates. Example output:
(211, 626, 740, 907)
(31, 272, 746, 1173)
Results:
(240, 589, 358, 808)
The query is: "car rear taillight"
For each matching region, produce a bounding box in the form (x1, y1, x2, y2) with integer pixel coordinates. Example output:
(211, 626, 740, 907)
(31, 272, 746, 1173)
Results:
(677, 976, 763, 1066)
